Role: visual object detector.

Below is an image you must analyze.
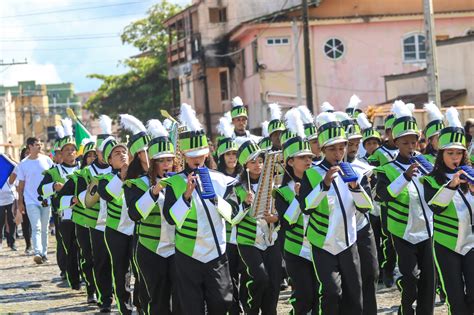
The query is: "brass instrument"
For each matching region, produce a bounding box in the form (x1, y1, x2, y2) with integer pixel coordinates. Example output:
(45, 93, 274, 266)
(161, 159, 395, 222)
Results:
(84, 177, 100, 208)
(250, 150, 283, 245)
(161, 109, 186, 172)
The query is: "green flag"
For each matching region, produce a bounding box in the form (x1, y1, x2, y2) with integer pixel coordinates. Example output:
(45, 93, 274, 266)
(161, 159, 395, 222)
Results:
(67, 108, 92, 154)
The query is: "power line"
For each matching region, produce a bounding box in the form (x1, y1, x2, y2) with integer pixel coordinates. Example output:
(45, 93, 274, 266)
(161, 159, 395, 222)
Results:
(0, 33, 119, 42)
(0, 1, 150, 19)
(1, 45, 124, 52)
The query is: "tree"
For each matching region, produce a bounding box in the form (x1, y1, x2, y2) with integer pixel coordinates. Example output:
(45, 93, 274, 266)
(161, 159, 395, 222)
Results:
(85, 0, 182, 121)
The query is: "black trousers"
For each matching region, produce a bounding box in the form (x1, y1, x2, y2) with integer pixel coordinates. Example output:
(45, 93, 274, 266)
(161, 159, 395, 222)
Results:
(357, 223, 379, 315)
(90, 228, 113, 308)
(21, 206, 32, 249)
(0, 203, 16, 247)
(104, 227, 134, 315)
(174, 250, 233, 315)
(75, 224, 96, 295)
(226, 243, 244, 315)
(131, 231, 141, 311)
(136, 242, 180, 315)
(285, 252, 319, 315)
(392, 236, 435, 315)
(369, 214, 383, 270)
(238, 244, 282, 315)
(380, 204, 396, 275)
(434, 242, 474, 315)
(59, 220, 80, 288)
(311, 243, 363, 315)
(52, 211, 66, 273)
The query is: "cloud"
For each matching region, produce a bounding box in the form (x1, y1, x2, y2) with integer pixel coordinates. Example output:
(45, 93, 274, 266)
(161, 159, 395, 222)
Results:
(1, 62, 62, 86)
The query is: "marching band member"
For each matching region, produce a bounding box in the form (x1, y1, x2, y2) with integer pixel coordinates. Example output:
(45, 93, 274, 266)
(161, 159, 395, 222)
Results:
(38, 119, 81, 291)
(217, 113, 244, 315)
(423, 102, 444, 164)
(97, 136, 136, 315)
(423, 107, 474, 315)
(230, 96, 261, 143)
(337, 109, 379, 315)
(267, 103, 286, 151)
(273, 108, 319, 314)
(56, 139, 98, 304)
(125, 119, 180, 315)
(375, 101, 435, 315)
(161, 103, 244, 315)
(258, 121, 272, 151)
(297, 110, 373, 315)
(368, 113, 398, 287)
(235, 139, 281, 315)
(297, 105, 321, 163)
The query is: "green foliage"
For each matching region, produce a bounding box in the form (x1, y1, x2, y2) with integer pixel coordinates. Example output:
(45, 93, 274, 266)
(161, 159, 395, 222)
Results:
(85, 0, 182, 121)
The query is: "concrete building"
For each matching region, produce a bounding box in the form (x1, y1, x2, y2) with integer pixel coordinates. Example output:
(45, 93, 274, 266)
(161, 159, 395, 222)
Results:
(225, 0, 474, 130)
(0, 91, 21, 157)
(163, 0, 305, 136)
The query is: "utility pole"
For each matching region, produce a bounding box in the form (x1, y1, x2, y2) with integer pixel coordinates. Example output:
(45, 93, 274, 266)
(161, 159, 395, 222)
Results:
(0, 58, 28, 66)
(423, 0, 441, 107)
(302, 0, 314, 113)
(292, 19, 303, 106)
(200, 50, 212, 136)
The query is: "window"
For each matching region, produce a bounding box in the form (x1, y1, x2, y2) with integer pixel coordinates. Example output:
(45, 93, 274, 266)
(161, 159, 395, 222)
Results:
(266, 37, 290, 46)
(186, 77, 191, 99)
(219, 70, 229, 101)
(252, 40, 259, 74)
(403, 33, 426, 62)
(209, 8, 227, 23)
(323, 38, 345, 60)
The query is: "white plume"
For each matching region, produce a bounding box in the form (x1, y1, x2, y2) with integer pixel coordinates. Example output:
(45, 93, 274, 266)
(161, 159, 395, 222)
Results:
(268, 103, 282, 121)
(445, 107, 463, 128)
(120, 114, 146, 135)
(217, 114, 234, 138)
(316, 112, 337, 128)
(297, 105, 314, 124)
(179, 103, 202, 131)
(392, 100, 413, 119)
(334, 111, 351, 122)
(234, 136, 248, 148)
(285, 108, 305, 138)
(162, 118, 173, 131)
(147, 119, 169, 138)
(347, 94, 361, 109)
(232, 96, 244, 107)
(261, 121, 269, 137)
(406, 103, 415, 113)
(224, 111, 232, 123)
(321, 101, 334, 113)
(99, 115, 112, 134)
(424, 101, 443, 122)
(55, 125, 64, 139)
(81, 136, 96, 146)
(357, 113, 372, 130)
(61, 118, 73, 137)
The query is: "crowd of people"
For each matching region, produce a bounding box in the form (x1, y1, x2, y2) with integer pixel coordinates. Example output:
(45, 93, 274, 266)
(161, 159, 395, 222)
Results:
(1, 95, 474, 315)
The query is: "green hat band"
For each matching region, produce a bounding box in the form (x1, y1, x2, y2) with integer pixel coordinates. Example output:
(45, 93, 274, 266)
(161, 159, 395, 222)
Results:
(392, 116, 419, 139)
(258, 137, 272, 150)
(280, 130, 296, 145)
(438, 127, 466, 150)
(238, 140, 261, 165)
(179, 130, 208, 153)
(128, 132, 151, 156)
(384, 114, 396, 130)
(345, 108, 362, 118)
(148, 137, 175, 158)
(53, 139, 61, 151)
(425, 120, 444, 139)
(217, 138, 238, 157)
(283, 136, 312, 161)
(60, 136, 76, 150)
(341, 120, 362, 139)
(362, 128, 382, 143)
(231, 106, 248, 119)
(318, 121, 347, 148)
(268, 119, 285, 135)
(83, 141, 96, 154)
(304, 123, 317, 140)
(96, 134, 111, 150)
(103, 139, 119, 161)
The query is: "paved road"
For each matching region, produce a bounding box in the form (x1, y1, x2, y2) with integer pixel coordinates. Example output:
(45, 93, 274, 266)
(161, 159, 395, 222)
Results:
(0, 237, 448, 314)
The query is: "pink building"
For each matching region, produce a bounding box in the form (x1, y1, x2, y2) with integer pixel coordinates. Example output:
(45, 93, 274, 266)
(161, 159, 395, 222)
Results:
(227, 0, 474, 130)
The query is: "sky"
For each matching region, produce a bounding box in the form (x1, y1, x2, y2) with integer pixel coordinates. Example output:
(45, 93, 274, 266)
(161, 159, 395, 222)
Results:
(0, 0, 190, 93)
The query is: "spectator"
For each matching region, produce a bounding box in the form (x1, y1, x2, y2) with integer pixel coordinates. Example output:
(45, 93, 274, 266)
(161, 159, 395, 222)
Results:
(16, 138, 53, 264)
(0, 159, 17, 251)
(464, 118, 474, 143)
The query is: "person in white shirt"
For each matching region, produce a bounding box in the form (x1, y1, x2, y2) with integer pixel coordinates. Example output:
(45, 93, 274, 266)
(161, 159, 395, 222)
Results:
(16, 137, 54, 263)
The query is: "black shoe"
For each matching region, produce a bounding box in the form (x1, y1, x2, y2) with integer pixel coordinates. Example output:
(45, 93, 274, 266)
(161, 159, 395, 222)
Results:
(383, 270, 394, 288)
(280, 278, 289, 291)
(72, 283, 81, 290)
(10, 245, 17, 251)
(87, 293, 98, 304)
(41, 256, 48, 263)
(25, 247, 33, 255)
(60, 271, 67, 280)
(100, 306, 111, 313)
